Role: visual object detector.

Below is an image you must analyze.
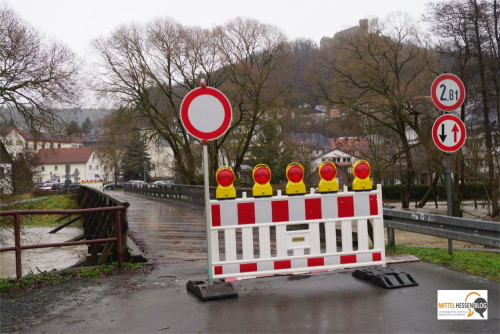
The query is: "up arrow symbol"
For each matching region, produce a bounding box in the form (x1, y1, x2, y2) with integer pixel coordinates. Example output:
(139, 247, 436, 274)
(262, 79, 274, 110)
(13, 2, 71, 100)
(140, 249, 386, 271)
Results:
(439, 124, 447, 142)
(452, 124, 459, 142)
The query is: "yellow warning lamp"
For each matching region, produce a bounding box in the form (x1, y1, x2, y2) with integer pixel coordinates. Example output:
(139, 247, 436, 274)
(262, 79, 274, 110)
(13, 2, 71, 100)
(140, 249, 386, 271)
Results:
(318, 161, 339, 193)
(285, 162, 306, 195)
(252, 164, 273, 197)
(215, 166, 236, 199)
(352, 160, 373, 191)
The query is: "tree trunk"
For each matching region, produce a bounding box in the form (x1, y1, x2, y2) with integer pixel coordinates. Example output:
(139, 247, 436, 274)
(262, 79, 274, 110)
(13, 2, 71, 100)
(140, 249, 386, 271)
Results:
(417, 171, 441, 208)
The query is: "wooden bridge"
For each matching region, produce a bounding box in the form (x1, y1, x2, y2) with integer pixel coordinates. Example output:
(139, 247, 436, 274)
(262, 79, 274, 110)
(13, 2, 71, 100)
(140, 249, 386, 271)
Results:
(109, 190, 208, 265)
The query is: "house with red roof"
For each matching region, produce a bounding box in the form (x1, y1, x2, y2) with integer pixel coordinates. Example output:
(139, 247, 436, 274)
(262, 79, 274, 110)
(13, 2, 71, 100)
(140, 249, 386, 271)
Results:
(34, 147, 104, 183)
(0, 127, 87, 159)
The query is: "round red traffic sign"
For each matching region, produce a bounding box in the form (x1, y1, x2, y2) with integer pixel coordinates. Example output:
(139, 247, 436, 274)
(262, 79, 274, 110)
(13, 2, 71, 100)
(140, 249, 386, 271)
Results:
(431, 73, 465, 112)
(432, 114, 466, 152)
(180, 87, 232, 141)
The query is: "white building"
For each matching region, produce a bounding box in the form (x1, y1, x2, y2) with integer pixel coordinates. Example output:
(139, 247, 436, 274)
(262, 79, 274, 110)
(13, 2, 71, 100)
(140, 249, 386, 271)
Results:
(34, 147, 104, 183)
(146, 135, 175, 180)
(1, 127, 86, 158)
(311, 149, 358, 187)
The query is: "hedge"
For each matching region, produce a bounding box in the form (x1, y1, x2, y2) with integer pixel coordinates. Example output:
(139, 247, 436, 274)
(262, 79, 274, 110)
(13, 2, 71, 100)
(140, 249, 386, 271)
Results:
(382, 183, 489, 201)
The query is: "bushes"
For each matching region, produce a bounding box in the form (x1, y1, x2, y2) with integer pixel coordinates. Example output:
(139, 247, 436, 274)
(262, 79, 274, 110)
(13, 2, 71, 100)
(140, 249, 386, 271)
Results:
(382, 183, 488, 201)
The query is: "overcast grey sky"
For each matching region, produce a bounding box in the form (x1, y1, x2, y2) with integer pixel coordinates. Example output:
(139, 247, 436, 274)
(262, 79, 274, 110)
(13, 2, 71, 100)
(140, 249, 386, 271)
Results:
(4, 0, 431, 57)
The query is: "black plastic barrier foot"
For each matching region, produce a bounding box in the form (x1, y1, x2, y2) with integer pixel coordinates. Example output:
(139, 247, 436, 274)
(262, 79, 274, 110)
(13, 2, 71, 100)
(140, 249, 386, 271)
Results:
(352, 267, 418, 289)
(186, 280, 238, 301)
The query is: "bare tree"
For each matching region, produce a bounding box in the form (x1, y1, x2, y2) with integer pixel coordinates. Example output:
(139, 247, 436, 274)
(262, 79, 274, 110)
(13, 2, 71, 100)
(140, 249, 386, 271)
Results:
(0, 3, 80, 130)
(214, 17, 291, 176)
(95, 108, 135, 184)
(92, 17, 290, 184)
(317, 15, 436, 208)
(426, 0, 499, 217)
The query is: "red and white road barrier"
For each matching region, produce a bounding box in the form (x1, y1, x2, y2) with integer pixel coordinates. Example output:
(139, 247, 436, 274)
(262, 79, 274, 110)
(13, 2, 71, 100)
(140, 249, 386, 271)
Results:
(209, 185, 385, 279)
(82, 179, 104, 191)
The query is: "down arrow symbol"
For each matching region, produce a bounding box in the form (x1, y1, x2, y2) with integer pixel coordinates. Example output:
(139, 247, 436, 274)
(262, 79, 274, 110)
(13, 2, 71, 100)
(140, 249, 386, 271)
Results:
(439, 124, 447, 142)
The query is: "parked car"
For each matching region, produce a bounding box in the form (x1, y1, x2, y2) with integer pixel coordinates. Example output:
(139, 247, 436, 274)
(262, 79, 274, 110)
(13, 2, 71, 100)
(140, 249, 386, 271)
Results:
(103, 182, 124, 190)
(125, 180, 147, 185)
(33, 182, 79, 195)
(150, 180, 172, 186)
(34, 182, 57, 191)
(124, 180, 148, 188)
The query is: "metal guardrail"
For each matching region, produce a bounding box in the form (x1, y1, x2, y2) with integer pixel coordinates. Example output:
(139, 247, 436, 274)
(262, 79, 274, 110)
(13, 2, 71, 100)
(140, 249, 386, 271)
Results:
(383, 208, 500, 248)
(124, 184, 499, 249)
(123, 184, 252, 205)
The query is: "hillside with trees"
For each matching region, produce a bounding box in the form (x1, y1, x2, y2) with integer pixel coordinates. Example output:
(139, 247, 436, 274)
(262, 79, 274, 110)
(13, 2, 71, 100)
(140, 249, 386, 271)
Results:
(1, 0, 498, 217)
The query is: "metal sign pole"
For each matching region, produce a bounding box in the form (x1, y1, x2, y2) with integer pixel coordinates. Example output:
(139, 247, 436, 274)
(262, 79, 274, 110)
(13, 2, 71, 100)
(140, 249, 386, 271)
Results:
(203, 143, 214, 285)
(445, 153, 453, 255)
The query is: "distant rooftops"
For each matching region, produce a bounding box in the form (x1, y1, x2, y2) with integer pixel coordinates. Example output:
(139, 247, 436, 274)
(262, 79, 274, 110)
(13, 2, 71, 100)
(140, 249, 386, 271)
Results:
(35, 147, 95, 164)
(1, 126, 89, 144)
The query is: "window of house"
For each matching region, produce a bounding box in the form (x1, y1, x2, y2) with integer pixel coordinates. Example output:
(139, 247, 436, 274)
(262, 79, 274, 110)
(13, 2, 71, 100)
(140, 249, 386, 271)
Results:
(89, 165, 92, 170)
(42, 166, 45, 171)
(54, 166, 58, 171)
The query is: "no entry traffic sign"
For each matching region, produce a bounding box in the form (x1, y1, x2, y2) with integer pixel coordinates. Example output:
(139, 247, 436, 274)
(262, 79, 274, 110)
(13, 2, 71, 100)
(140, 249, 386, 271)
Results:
(180, 86, 232, 141)
(431, 73, 466, 112)
(432, 114, 466, 152)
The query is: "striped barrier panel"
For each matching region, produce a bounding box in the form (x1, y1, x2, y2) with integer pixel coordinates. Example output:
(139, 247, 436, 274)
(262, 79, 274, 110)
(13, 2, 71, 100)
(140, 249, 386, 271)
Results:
(82, 180, 103, 191)
(209, 184, 385, 279)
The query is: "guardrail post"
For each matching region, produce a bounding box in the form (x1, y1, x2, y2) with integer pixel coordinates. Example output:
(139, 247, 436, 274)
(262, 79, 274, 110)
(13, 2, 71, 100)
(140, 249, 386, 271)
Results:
(14, 213, 22, 280)
(387, 227, 395, 247)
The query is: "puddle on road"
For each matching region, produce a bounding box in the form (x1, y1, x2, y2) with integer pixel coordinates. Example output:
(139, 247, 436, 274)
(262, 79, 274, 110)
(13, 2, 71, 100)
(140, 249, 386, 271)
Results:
(0, 227, 86, 278)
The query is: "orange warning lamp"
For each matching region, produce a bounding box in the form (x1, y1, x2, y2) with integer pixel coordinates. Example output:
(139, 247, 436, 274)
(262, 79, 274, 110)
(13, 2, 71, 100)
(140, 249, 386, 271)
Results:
(252, 164, 273, 197)
(215, 166, 236, 199)
(318, 161, 339, 193)
(352, 159, 373, 191)
(286, 162, 306, 195)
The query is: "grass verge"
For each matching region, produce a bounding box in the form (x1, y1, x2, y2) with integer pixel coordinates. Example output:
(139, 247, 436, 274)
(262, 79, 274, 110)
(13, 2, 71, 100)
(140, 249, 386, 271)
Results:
(0, 194, 80, 227)
(0, 263, 144, 294)
(387, 245, 500, 282)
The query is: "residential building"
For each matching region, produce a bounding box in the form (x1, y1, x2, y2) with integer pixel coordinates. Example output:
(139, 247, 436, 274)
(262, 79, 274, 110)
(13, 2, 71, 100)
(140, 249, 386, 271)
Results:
(311, 149, 358, 187)
(145, 134, 175, 181)
(291, 133, 331, 158)
(0, 141, 13, 194)
(1, 127, 87, 158)
(34, 147, 104, 183)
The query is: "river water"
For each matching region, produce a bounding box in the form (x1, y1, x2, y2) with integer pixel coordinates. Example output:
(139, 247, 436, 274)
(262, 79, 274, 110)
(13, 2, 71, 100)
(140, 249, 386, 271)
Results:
(0, 227, 86, 278)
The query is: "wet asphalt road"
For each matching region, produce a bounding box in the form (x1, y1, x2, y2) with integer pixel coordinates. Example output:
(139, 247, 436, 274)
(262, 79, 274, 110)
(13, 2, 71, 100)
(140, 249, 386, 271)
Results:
(1, 191, 499, 333)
